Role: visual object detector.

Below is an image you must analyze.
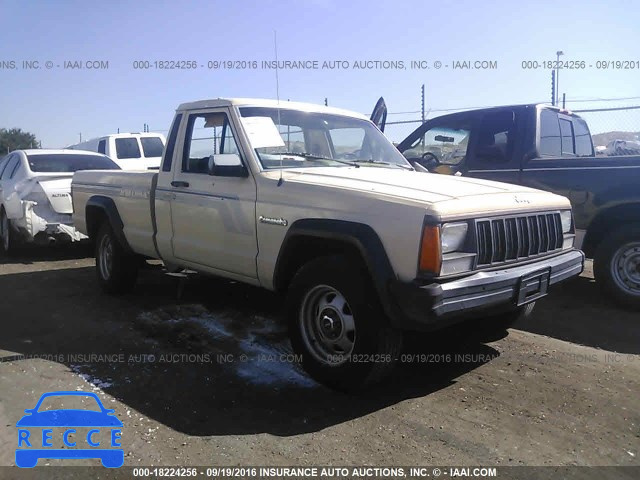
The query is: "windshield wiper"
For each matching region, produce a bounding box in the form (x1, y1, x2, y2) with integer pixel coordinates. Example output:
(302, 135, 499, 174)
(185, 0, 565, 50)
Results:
(272, 152, 360, 168)
(352, 159, 414, 170)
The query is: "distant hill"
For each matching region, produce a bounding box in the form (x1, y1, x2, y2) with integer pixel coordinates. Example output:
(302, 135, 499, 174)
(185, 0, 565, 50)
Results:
(592, 131, 640, 147)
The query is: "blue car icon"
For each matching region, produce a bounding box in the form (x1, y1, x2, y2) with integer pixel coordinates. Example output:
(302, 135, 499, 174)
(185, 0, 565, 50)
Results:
(16, 391, 123, 468)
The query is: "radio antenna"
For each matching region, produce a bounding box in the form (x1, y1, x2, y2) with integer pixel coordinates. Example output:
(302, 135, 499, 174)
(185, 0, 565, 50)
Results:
(274, 30, 284, 187)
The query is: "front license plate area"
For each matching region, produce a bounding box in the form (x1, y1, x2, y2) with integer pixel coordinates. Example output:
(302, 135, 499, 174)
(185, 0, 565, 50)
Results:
(516, 268, 551, 306)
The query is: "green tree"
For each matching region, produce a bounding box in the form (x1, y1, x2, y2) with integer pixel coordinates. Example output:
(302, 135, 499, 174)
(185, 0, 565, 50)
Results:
(0, 128, 40, 154)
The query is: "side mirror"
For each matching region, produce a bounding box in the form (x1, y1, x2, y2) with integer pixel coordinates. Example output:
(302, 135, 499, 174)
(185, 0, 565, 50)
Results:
(411, 161, 429, 173)
(207, 154, 248, 177)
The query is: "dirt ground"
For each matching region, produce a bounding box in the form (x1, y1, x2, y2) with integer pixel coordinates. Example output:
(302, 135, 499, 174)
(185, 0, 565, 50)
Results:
(0, 245, 638, 477)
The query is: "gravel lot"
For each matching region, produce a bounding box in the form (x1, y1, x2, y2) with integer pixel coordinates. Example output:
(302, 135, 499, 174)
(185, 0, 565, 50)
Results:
(0, 246, 638, 477)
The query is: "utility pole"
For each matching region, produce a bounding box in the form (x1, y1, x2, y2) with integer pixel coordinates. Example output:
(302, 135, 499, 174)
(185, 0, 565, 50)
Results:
(421, 84, 426, 147)
(555, 50, 564, 107)
(562, 93, 566, 109)
(79, 132, 82, 142)
(421, 84, 425, 124)
(551, 70, 556, 106)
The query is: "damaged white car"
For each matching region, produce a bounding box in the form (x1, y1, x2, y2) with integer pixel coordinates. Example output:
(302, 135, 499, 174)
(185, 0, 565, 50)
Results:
(0, 149, 120, 254)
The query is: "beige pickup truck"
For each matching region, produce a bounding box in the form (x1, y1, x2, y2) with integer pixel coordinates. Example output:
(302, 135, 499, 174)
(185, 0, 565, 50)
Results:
(71, 98, 584, 390)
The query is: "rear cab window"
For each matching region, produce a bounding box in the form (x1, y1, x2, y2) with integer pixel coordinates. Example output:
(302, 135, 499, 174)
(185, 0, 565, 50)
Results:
(27, 154, 121, 172)
(573, 117, 594, 156)
(115, 137, 141, 159)
(140, 137, 165, 157)
(538, 108, 594, 157)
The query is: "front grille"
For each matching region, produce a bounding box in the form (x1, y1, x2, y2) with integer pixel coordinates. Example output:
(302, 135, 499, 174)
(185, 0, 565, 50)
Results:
(476, 213, 563, 266)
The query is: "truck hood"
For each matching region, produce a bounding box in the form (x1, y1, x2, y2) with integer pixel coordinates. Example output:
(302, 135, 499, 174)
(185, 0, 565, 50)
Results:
(273, 167, 570, 218)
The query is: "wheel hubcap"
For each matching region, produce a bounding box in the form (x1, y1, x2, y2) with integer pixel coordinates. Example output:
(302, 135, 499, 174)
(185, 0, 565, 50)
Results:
(300, 285, 356, 366)
(99, 235, 114, 280)
(611, 242, 640, 296)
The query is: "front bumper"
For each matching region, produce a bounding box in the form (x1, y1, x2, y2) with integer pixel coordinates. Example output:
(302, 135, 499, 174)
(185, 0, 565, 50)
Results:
(390, 249, 584, 330)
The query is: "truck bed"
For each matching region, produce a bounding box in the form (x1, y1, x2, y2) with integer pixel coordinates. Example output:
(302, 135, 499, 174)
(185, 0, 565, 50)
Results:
(72, 170, 159, 258)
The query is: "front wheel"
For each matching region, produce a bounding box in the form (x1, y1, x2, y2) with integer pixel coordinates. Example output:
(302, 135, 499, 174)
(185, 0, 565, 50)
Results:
(286, 255, 402, 392)
(594, 224, 640, 309)
(95, 222, 139, 294)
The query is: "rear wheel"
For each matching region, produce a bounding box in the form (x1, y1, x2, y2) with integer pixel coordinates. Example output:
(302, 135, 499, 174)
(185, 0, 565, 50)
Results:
(95, 222, 139, 294)
(0, 208, 17, 256)
(286, 255, 402, 391)
(594, 224, 640, 309)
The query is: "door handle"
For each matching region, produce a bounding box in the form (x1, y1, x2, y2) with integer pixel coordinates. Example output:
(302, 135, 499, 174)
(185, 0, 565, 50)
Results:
(171, 181, 189, 188)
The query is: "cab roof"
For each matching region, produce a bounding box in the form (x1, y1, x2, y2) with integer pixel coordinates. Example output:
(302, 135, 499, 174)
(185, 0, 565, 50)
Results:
(176, 98, 369, 120)
(13, 149, 109, 156)
(430, 103, 583, 119)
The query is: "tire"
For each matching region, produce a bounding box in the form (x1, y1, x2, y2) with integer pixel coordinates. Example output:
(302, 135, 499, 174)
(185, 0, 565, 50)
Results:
(0, 208, 18, 256)
(593, 224, 640, 309)
(481, 302, 536, 333)
(286, 255, 402, 392)
(95, 221, 139, 294)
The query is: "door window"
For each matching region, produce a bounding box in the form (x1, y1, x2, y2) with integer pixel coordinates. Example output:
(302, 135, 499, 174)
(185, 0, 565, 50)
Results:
(182, 112, 242, 174)
(97, 139, 106, 154)
(403, 123, 471, 166)
(539, 109, 562, 156)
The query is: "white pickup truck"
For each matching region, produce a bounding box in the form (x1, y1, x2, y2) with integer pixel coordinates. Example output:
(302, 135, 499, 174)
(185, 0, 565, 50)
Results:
(71, 98, 584, 390)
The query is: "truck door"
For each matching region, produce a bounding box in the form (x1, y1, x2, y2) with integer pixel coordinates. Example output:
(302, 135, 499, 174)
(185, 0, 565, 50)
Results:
(168, 108, 258, 279)
(464, 109, 521, 184)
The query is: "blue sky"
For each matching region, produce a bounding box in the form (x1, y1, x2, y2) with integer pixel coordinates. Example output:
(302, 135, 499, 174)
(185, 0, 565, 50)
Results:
(0, 0, 638, 148)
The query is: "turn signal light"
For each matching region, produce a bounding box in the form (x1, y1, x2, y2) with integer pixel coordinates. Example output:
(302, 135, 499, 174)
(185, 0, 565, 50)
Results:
(419, 225, 442, 274)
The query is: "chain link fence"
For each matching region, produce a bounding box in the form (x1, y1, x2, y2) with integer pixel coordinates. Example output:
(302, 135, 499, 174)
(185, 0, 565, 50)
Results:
(143, 101, 640, 154)
(572, 106, 640, 154)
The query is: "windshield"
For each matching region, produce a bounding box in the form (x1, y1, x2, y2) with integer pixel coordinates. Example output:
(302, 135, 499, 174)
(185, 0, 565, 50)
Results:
(239, 107, 412, 170)
(27, 154, 121, 172)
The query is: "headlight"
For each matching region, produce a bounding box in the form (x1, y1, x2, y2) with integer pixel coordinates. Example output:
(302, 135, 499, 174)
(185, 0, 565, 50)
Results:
(441, 222, 468, 253)
(560, 210, 573, 233)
